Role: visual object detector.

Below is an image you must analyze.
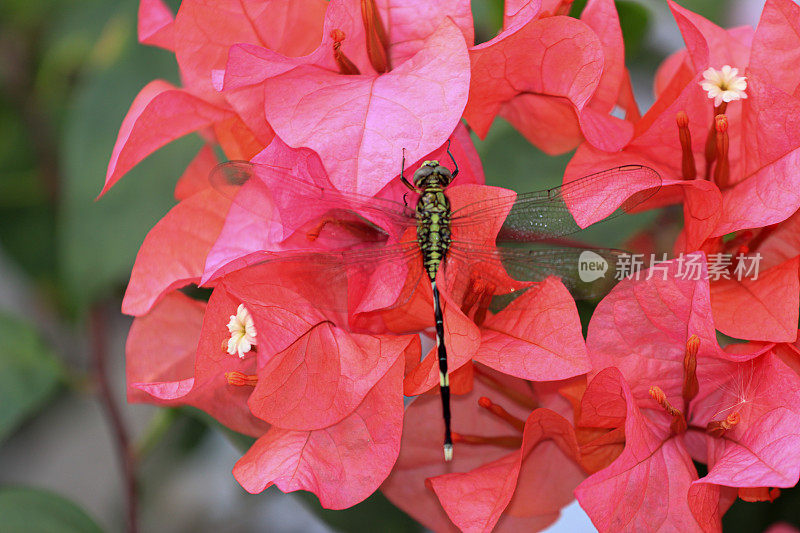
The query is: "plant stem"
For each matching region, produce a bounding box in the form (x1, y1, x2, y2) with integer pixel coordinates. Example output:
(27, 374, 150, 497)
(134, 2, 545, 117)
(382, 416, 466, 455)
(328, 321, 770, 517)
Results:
(91, 305, 138, 533)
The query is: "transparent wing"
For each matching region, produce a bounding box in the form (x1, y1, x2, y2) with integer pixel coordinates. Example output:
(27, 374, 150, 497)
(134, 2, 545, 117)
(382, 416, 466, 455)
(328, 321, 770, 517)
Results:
(445, 243, 629, 313)
(450, 165, 661, 242)
(217, 242, 427, 332)
(210, 161, 417, 236)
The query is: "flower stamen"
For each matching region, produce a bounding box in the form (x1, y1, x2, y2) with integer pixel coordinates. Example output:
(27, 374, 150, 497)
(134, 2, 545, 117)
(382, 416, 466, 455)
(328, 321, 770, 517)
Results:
(361, 0, 390, 73)
(449, 391, 527, 451)
(555, 0, 575, 16)
(473, 365, 539, 410)
(460, 273, 495, 326)
(699, 65, 745, 178)
(478, 396, 526, 432)
(707, 412, 741, 438)
(331, 29, 360, 75)
(676, 111, 696, 180)
(649, 385, 687, 435)
(305, 216, 385, 242)
(225, 371, 258, 387)
(451, 432, 522, 449)
(738, 487, 781, 502)
(682, 335, 700, 402)
(714, 114, 730, 188)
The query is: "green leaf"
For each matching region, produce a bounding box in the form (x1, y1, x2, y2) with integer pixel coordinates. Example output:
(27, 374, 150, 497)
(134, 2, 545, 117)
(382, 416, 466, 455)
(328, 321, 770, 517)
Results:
(672, 0, 726, 24)
(567, 0, 651, 60)
(0, 487, 104, 533)
(0, 72, 57, 285)
(476, 119, 572, 192)
(0, 313, 62, 442)
(183, 407, 255, 453)
(58, 4, 201, 315)
(296, 491, 423, 533)
(470, 0, 503, 44)
(617, 1, 651, 61)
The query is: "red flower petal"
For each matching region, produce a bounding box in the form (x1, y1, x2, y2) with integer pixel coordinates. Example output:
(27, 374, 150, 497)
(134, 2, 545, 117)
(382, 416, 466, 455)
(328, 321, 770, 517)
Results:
(710, 256, 800, 343)
(717, 76, 800, 234)
(581, 0, 625, 113)
(173, 0, 327, 100)
(138, 0, 175, 51)
(476, 277, 590, 380)
(126, 291, 202, 402)
(382, 0, 474, 65)
(464, 13, 603, 149)
(174, 144, 218, 201)
(575, 0, 636, 151)
(586, 253, 721, 400)
(575, 368, 710, 532)
(691, 350, 800, 489)
(127, 291, 267, 436)
(383, 371, 542, 531)
(102, 81, 232, 195)
(428, 408, 582, 533)
(233, 356, 404, 509)
(122, 188, 231, 316)
(745, 0, 800, 97)
(667, 0, 751, 71)
(247, 323, 418, 430)
(261, 19, 470, 195)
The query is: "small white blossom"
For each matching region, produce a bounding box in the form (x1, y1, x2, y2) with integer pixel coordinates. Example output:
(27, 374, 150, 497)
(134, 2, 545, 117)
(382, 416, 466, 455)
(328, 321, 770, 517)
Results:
(700, 65, 748, 107)
(227, 304, 257, 358)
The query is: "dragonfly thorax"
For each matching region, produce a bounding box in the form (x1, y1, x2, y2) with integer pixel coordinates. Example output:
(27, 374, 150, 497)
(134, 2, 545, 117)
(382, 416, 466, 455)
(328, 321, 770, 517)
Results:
(415, 180, 452, 281)
(412, 160, 453, 189)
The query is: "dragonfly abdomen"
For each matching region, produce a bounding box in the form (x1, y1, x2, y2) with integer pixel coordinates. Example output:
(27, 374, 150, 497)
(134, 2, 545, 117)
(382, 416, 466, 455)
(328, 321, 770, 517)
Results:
(416, 185, 452, 281)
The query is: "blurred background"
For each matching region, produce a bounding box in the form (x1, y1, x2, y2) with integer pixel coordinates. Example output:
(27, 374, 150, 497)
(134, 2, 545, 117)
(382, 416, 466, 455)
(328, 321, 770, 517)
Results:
(0, 0, 792, 531)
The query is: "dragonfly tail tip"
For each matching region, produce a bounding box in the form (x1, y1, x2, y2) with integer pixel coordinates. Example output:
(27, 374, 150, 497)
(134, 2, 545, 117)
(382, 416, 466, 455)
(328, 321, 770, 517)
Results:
(444, 443, 453, 462)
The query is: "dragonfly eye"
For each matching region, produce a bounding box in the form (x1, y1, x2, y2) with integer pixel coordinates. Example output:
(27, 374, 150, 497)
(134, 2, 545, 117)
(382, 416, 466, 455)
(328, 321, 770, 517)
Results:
(413, 165, 434, 185)
(435, 166, 453, 184)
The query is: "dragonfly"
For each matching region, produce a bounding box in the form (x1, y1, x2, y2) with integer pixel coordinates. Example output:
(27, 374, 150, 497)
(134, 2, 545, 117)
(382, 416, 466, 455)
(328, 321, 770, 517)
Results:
(209, 146, 661, 461)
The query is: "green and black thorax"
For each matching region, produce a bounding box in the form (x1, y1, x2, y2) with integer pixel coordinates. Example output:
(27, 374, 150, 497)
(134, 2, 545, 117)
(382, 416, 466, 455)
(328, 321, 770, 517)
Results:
(412, 160, 453, 281)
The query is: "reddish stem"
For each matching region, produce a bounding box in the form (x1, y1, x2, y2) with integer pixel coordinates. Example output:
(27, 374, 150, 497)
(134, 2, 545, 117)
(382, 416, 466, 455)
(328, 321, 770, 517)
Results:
(91, 306, 138, 533)
(473, 365, 538, 410)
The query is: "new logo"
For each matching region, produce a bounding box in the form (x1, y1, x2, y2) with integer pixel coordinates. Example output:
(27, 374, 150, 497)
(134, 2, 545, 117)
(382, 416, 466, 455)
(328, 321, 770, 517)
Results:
(578, 250, 609, 282)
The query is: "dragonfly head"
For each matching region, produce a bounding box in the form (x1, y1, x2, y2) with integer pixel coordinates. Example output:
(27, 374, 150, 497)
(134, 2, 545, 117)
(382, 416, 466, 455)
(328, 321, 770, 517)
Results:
(413, 160, 453, 188)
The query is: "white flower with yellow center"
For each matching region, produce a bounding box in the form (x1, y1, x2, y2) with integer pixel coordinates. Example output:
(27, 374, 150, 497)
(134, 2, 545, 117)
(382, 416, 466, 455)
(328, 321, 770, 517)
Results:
(700, 65, 748, 107)
(227, 304, 257, 358)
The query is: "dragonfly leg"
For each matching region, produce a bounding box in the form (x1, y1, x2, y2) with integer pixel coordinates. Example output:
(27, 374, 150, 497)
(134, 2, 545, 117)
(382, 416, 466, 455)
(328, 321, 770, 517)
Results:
(400, 148, 417, 192)
(446, 139, 459, 180)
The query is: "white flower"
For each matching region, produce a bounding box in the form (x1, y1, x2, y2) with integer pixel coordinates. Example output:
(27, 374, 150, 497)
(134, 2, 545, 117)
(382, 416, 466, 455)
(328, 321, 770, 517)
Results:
(700, 65, 748, 107)
(226, 304, 257, 358)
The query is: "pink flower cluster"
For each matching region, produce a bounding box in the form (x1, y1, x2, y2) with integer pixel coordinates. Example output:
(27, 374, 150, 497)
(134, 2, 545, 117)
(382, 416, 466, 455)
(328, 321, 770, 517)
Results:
(107, 0, 800, 531)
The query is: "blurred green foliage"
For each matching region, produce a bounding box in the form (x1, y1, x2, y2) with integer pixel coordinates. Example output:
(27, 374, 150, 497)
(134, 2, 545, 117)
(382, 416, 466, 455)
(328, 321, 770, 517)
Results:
(0, 0, 197, 316)
(0, 313, 62, 443)
(57, 2, 199, 316)
(0, 487, 104, 533)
